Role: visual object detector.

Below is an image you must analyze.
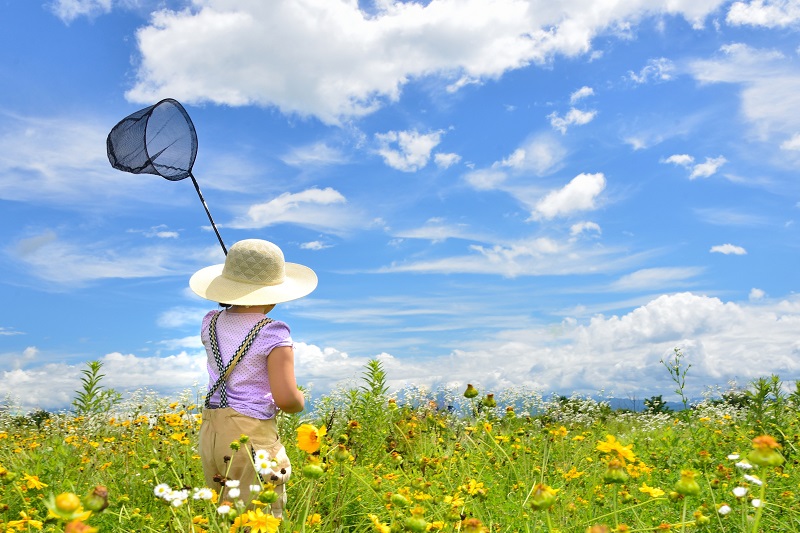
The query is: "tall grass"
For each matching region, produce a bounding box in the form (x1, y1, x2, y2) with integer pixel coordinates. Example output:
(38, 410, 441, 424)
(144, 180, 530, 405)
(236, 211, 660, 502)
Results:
(1, 358, 799, 532)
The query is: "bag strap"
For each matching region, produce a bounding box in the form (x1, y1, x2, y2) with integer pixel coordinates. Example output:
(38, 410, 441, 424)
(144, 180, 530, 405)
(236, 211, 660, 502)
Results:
(205, 311, 274, 408)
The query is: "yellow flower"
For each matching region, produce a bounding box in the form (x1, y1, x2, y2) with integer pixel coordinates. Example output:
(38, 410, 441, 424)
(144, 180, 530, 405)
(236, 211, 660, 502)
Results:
(244, 508, 280, 533)
(596, 435, 636, 463)
(296, 424, 327, 454)
(23, 473, 47, 490)
(639, 483, 666, 498)
(368, 513, 391, 533)
(306, 513, 321, 526)
(8, 511, 44, 530)
(563, 467, 585, 480)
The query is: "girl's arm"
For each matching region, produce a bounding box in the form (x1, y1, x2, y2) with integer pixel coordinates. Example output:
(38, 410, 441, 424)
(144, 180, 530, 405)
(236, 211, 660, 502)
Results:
(267, 346, 305, 413)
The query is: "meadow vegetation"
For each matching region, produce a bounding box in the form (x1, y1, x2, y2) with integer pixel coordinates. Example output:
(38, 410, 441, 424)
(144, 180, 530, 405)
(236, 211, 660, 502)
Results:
(1, 351, 799, 532)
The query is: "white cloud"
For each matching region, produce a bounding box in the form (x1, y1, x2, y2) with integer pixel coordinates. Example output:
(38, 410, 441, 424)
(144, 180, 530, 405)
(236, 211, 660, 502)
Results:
(689, 156, 727, 179)
(379, 233, 638, 278)
(434, 152, 462, 169)
(570, 86, 594, 103)
(281, 142, 347, 167)
(394, 219, 478, 243)
(628, 57, 675, 84)
(8, 292, 800, 411)
(495, 135, 567, 175)
(10, 231, 193, 285)
(158, 307, 209, 329)
(50, 0, 112, 23)
(300, 241, 332, 251)
(609, 267, 703, 291)
(570, 221, 601, 236)
(531, 172, 606, 220)
(548, 108, 597, 134)
(123, 0, 728, 124)
(749, 287, 765, 300)
(780, 133, 800, 150)
(463, 168, 508, 190)
(663, 154, 726, 178)
(689, 43, 800, 140)
(727, 0, 800, 28)
(0, 113, 174, 208)
(0, 327, 24, 336)
(229, 187, 360, 233)
(375, 129, 443, 172)
(663, 154, 695, 167)
(710, 243, 748, 255)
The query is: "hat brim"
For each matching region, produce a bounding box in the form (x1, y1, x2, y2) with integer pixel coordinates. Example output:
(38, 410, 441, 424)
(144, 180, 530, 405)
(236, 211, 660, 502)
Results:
(190, 262, 318, 305)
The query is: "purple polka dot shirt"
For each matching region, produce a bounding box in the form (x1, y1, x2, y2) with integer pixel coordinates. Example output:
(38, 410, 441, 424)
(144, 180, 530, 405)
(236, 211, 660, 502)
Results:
(201, 310, 293, 419)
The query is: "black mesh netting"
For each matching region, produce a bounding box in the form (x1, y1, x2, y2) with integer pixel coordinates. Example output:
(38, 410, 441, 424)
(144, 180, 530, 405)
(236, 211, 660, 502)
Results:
(107, 98, 198, 181)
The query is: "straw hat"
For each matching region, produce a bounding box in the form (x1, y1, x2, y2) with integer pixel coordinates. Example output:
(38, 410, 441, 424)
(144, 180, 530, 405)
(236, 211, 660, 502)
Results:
(190, 239, 317, 305)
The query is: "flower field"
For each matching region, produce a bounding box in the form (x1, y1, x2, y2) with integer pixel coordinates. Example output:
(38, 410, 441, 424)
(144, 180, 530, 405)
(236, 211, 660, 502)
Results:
(2, 357, 800, 532)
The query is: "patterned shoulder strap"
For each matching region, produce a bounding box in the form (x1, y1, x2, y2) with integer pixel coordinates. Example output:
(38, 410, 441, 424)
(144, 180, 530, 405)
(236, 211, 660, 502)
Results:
(205, 312, 274, 408)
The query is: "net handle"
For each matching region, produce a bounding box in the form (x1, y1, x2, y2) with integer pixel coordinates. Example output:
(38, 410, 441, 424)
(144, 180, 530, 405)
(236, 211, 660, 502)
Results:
(190, 172, 227, 255)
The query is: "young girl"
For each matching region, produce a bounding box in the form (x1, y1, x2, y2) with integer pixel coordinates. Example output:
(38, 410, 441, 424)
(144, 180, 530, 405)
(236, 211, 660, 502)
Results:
(189, 239, 317, 517)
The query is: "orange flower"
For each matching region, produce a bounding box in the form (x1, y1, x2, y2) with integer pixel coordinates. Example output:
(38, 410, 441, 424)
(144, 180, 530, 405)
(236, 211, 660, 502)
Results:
(296, 424, 327, 454)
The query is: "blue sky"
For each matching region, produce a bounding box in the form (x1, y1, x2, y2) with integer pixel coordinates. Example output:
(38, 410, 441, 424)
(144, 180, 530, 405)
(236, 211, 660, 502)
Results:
(2, 0, 799, 412)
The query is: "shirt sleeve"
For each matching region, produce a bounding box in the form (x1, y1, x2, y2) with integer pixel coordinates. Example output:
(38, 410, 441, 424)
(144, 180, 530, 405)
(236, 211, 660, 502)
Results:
(253, 320, 293, 357)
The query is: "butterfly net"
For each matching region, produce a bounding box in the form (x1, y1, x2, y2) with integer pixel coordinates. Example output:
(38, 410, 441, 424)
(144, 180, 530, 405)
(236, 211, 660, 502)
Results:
(106, 98, 198, 181)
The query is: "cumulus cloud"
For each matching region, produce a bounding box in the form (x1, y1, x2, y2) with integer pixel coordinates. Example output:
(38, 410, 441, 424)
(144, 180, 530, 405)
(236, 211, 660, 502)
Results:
(710, 243, 747, 255)
(663, 154, 727, 179)
(121, 0, 728, 124)
(531, 173, 606, 220)
(228, 187, 360, 234)
(7, 292, 800, 411)
(300, 241, 333, 251)
(570, 221, 601, 236)
(727, 0, 800, 28)
(663, 154, 695, 167)
(375, 129, 443, 172)
(689, 156, 727, 179)
(434, 152, 462, 169)
(548, 108, 597, 134)
(10, 292, 800, 409)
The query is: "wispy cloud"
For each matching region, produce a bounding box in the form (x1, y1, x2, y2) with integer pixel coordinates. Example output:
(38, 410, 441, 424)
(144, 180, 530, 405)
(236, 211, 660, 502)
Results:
(228, 187, 362, 234)
(627, 58, 675, 84)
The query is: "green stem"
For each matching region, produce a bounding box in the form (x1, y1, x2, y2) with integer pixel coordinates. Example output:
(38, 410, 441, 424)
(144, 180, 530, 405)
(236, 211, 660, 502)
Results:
(750, 478, 768, 533)
(680, 497, 688, 533)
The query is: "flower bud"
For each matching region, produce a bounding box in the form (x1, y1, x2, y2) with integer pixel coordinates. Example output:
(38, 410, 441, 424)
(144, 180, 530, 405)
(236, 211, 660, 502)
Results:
(674, 470, 701, 497)
(464, 384, 479, 399)
(334, 444, 352, 462)
(390, 493, 410, 508)
(482, 394, 496, 408)
(603, 459, 628, 484)
(55, 493, 82, 514)
(529, 483, 558, 511)
(83, 485, 109, 512)
(258, 489, 279, 504)
(747, 435, 785, 467)
(302, 463, 325, 479)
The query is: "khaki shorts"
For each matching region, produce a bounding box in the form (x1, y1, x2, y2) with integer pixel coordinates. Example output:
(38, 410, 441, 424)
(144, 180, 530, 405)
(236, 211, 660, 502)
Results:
(199, 408, 291, 517)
